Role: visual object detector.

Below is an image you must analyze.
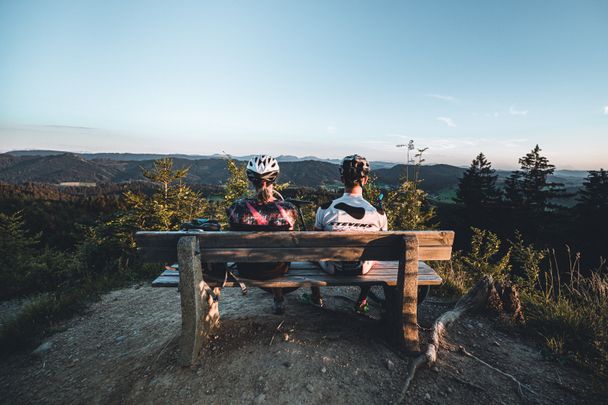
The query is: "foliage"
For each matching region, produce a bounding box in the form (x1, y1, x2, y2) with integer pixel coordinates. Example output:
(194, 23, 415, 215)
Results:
(385, 148, 437, 230)
(574, 169, 608, 259)
(127, 158, 207, 230)
(435, 227, 512, 296)
(436, 226, 608, 378)
(454, 153, 501, 231)
(504, 145, 566, 240)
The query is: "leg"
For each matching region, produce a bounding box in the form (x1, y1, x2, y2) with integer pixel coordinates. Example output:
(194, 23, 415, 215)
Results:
(178, 236, 220, 366)
(272, 288, 285, 314)
(386, 235, 419, 352)
(355, 286, 371, 313)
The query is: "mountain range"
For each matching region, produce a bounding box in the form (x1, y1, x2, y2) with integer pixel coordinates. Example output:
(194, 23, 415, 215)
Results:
(0, 150, 589, 195)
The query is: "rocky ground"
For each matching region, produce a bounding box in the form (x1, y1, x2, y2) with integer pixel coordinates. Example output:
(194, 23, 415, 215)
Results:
(0, 284, 605, 404)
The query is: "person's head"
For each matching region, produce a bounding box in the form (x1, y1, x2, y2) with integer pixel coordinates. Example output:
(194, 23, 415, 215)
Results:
(246, 155, 280, 203)
(340, 154, 370, 191)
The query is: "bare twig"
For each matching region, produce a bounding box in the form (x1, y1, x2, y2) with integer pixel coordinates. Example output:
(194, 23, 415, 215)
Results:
(269, 320, 285, 346)
(396, 276, 494, 403)
(459, 345, 538, 398)
(447, 372, 486, 392)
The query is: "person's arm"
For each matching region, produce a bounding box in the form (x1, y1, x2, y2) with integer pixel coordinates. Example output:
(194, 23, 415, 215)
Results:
(314, 206, 325, 231)
(380, 212, 388, 231)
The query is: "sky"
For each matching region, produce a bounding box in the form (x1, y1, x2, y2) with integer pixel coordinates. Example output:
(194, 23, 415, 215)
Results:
(1, 0, 607, 169)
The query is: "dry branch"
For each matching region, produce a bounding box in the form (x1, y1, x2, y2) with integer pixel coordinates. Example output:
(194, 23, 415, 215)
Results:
(459, 345, 538, 398)
(397, 275, 495, 403)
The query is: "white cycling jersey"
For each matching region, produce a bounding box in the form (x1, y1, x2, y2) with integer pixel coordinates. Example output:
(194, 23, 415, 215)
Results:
(314, 193, 388, 274)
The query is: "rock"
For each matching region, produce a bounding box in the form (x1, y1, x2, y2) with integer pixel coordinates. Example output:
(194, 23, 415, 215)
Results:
(425, 393, 431, 400)
(305, 383, 314, 393)
(447, 387, 453, 393)
(432, 366, 439, 373)
(321, 356, 331, 364)
(115, 336, 126, 343)
(254, 394, 266, 404)
(385, 359, 395, 371)
(32, 341, 53, 356)
(282, 333, 289, 342)
(321, 367, 327, 373)
(96, 343, 102, 349)
(493, 341, 501, 347)
(283, 361, 291, 368)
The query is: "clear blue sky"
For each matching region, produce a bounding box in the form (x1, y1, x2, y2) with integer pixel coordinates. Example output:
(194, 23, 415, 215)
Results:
(1, 0, 607, 169)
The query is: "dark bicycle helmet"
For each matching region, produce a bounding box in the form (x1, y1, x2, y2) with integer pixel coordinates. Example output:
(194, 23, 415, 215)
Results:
(246, 155, 280, 185)
(340, 154, 370, 185)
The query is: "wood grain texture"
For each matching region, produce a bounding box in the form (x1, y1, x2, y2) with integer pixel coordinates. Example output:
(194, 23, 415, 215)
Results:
(151, 261, 442, 288)
(136, 230, 454, 263)
(395, 235, 420, 353)
(177, 236, 220, 367)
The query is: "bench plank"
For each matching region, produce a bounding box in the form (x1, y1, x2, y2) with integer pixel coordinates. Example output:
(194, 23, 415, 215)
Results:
(136, 231, 454, 263)
(151, 261, 442, 288)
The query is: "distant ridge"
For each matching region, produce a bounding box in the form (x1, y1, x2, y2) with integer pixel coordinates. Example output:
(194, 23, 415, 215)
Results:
(5, 149, 396, 169)
(0, 150, 587, 193)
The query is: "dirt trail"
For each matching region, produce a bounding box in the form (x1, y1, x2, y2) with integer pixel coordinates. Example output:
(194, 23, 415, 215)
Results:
(0, 284, 604, 404)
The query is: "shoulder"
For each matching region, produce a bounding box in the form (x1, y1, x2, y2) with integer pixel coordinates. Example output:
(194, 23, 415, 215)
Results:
(277, 200, 298, 213)
(319, 200, 333, 210)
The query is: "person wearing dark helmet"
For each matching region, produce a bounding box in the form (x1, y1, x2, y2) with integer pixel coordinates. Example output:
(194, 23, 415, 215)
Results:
(310, 154, 388, 313)
(226, 155, 298, 315)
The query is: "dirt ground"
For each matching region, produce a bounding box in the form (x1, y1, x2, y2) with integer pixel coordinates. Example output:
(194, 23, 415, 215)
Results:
(0, 284, 605, 405)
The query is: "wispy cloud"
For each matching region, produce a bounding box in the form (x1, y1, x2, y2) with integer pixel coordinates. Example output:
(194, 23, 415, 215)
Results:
(326, 125, 336, 134)
(426, 94, 459, 103)
(603, 105, 608, 115)
(437, 116, 456, 128)
(509, 105, 528, 116)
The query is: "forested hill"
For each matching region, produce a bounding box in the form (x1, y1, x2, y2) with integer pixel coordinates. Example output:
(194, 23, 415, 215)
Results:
(0, 152, 466, 190)
(0, 152, 588, 193)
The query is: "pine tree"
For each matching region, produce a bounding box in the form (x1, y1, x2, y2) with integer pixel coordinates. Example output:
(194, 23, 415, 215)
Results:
(574, 169, 608, 259)
(455, 153, 501, 209)
(503, 145, 565, 240)
(454, 152, 501, 234)
(504, 145, 565, 214)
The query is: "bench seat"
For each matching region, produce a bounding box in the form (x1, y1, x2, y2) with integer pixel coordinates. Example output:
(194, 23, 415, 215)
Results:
(152, 261, 442, 288)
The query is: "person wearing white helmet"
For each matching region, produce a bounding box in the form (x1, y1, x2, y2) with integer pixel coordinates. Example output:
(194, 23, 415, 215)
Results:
(308, 154, 388, 313)
(226, 155, 298, 314)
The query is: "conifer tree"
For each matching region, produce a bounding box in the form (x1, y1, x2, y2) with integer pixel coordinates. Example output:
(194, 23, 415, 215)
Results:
(505, 145, 565, 213)
(504, 145, 565, 239)
(454, 152, 501, 232)
(574, 168, 608, 259)
(455, 153, 501, 208)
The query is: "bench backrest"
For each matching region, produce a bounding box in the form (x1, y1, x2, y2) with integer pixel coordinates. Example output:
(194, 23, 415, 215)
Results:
(135, 231, 454, 263)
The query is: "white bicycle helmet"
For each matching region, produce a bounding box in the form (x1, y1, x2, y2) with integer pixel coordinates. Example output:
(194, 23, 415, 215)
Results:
(246, 155, 280, 185)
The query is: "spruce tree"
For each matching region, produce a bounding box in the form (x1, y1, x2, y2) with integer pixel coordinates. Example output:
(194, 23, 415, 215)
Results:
(504, 145, 565, 240)
(575, 169, 608, 259)
(455, 153, 501, 208)
(454, 152, 501, 232)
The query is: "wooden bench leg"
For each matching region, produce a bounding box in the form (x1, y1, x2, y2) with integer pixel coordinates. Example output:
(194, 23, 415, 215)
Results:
(384, 235, 420, 353)
(177, 236, 220, 367)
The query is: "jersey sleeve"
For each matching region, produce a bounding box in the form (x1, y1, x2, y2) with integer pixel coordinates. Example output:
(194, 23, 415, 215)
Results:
(314, 207, 325, 230)
(379, 211, 388, 231)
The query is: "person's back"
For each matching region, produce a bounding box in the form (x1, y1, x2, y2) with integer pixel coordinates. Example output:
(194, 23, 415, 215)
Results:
(315, 191, 387, 274)
(311, 154, 387, 312)
(226, 155, 298, 314)
(227, 196, 297, 279)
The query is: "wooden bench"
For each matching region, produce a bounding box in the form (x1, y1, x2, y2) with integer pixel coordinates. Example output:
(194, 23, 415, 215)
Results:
(136, 230, 454, 366)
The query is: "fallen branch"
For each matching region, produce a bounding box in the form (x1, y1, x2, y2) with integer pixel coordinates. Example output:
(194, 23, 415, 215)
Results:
(268, 320, 285, 346)
(459, 345, 538, 398)
(397, 276, 495, 403)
